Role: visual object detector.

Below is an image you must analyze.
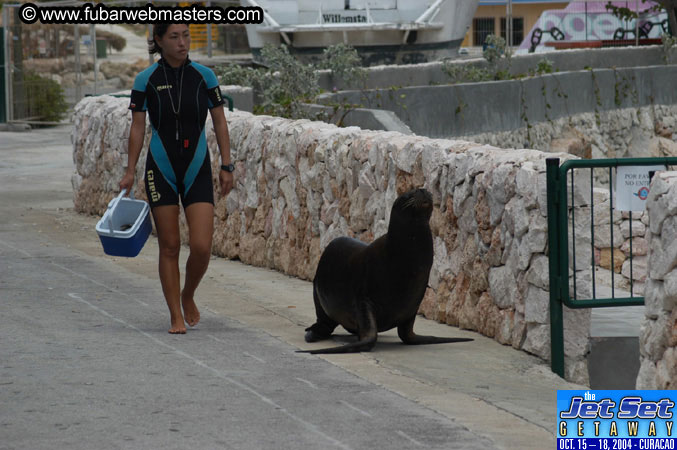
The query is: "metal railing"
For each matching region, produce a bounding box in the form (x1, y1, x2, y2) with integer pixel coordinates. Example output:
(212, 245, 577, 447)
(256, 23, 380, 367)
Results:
(546, 157, 677, 377)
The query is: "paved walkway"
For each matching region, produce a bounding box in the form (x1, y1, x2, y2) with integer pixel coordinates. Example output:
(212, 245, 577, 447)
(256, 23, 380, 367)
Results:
(0, 125, 585, 449)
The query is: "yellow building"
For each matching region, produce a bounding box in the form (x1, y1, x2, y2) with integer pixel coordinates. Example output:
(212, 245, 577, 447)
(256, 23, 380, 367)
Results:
(462, 0, 569, 47)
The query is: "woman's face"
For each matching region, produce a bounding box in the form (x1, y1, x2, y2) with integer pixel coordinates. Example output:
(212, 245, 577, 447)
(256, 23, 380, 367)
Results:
(157, 24, 190, 64)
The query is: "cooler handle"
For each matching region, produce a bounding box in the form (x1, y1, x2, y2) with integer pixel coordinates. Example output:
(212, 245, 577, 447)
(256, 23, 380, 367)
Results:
(107, 189, 127, 233)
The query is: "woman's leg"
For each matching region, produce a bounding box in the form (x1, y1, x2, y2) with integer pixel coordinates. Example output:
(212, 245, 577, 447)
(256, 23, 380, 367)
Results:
(151, 205, 185, 334)
(181, 202, 214, 327)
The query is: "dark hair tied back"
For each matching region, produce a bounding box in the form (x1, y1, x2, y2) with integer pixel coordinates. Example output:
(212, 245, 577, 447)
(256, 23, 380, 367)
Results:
(148, 24, 170, 55)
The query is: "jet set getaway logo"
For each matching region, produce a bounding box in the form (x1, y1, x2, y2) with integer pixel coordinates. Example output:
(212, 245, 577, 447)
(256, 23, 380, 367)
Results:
(558, 390, 676, 450)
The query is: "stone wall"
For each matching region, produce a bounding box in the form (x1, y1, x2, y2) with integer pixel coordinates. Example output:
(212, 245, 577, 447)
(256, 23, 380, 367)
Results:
(637, 172, 677, 389)
(567, 188, 650, 297)
(468, 105, 677, 293)
(72, 95, 592, 383)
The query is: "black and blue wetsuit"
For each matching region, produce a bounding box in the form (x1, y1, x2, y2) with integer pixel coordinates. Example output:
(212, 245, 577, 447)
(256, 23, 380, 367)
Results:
(129, 57, 225, 208)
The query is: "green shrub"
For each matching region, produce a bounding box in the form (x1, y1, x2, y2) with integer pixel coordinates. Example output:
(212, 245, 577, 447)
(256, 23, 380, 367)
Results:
(441, 62, 491, 84)
(318, 43, 367, 88)
(215, 43, 367, 121)
(23, 71, 69, 122)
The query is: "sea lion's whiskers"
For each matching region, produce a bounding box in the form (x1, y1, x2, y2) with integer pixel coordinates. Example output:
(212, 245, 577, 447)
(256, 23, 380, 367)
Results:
(403, 197, 417, 209)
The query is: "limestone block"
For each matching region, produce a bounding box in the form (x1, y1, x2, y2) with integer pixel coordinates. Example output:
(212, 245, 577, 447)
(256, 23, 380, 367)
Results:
(564, 306, 591, 359)
(501, 231, 519, 273)
(635, 360, 658, 389)
(648, 216, 677, 280)
(373, 219, 388, 240)
(594, 221, 624, 248)
(488, 265, 519, 309)
(655, 347, 676, 389)
(568, 232, 594, 273)
(450, 153, 470, 188)
(522, 323, 550, 361)
(515, 162, 539, 210)
(565, 358, 590, 386)
(644, 279, 666, 320)
(524, 285, 549, 324)
(430, 237, 452, 290)
(526, 211, 548, 252)
(456, 197, 478, 235)
(620, 237, 648, 257)
(496, 310, 514, 345)
(647, 173, 677, 235)
(391, 137, 422, 173)
(569, 269, 593, 301)
(649, 136, 677, 158)
(621, 256, 647, 282)
(639, 315, 669, 362)
(348, 188, 371, 232)
(536, 169, 549, 218)
(320, 216, 350, 251)
(503, 197, 529, 239)
(526, 254, 549, 290)
(566, 169, 593, 207)
(279, 176, 300, 219)
(511, 312, 527, 349)
(488, 164, 516, 225)
(485, 227, 504, 268)
(663, 270, 677, 312)
(452, 181, 472, 219)
(620, 220, 646, 238)
(271, 197, 286, 239)
(598, 248, 626, 273)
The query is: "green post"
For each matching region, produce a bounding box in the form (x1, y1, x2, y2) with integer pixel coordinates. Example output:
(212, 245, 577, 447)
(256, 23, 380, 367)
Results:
(223, 94, 234, 112)
(96, 39, 107, 59)
(546, 158, 565, 378)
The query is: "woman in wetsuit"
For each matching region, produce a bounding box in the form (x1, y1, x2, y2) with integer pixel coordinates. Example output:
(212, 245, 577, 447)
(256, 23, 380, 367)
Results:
(119, 23, 234, 334)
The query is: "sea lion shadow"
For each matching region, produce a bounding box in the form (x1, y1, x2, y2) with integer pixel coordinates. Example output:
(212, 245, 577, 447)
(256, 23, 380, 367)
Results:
(321, 333, 429, 353)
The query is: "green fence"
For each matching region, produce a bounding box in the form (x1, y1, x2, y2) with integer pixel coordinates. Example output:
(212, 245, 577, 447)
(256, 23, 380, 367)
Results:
(546, 157, 677, 377)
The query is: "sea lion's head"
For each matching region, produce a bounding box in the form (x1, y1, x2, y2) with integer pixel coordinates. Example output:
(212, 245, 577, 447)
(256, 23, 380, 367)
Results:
(391, 188, 433, 223)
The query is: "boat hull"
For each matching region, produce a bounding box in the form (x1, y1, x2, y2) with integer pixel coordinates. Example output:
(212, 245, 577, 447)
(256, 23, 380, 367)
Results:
(243, 0, 479, 65)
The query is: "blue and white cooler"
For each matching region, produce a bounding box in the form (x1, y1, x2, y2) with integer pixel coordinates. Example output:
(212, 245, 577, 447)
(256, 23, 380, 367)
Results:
(96, 189, 152, 257)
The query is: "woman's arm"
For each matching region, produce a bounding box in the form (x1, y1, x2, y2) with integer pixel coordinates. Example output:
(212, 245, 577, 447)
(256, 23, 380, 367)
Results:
(210, 105, 233, 196)
(119, 111, 146, 194)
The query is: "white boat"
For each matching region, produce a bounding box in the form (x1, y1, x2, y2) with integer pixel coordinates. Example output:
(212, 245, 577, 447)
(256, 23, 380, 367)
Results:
(241, 0, 480, 65)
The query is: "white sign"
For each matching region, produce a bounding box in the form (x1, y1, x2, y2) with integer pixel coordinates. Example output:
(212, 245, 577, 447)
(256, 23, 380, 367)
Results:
(615, 165, 665, 211)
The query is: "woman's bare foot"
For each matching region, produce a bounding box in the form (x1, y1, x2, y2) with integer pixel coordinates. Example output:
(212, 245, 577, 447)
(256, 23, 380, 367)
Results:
(181, 291, 201, 327)
(168, 316, 187, 334)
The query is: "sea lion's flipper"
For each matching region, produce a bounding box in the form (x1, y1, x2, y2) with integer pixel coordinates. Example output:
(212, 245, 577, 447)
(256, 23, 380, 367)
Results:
(299, 301, 377, 354)
(305, 285, 339, 343)
(397, 316, 474, 346)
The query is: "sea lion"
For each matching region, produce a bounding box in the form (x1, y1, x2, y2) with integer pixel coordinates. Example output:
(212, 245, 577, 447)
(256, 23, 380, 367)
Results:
(301, 188, 473, 354)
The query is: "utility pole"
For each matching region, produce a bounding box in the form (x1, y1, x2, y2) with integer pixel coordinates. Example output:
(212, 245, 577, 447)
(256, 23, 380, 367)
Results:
(506, 0, 513, 49)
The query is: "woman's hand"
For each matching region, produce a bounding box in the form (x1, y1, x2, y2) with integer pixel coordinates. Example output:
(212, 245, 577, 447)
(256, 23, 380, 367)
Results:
(119, 170, 135, 195)
(219, 169, 233, 197)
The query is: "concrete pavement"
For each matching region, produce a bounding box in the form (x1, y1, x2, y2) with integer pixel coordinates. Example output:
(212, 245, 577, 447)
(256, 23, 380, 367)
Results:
(0, 125, 584, 449)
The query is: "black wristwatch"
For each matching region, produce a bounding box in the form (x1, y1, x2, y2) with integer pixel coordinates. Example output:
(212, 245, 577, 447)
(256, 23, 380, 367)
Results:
(220, 164, 235, 172)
